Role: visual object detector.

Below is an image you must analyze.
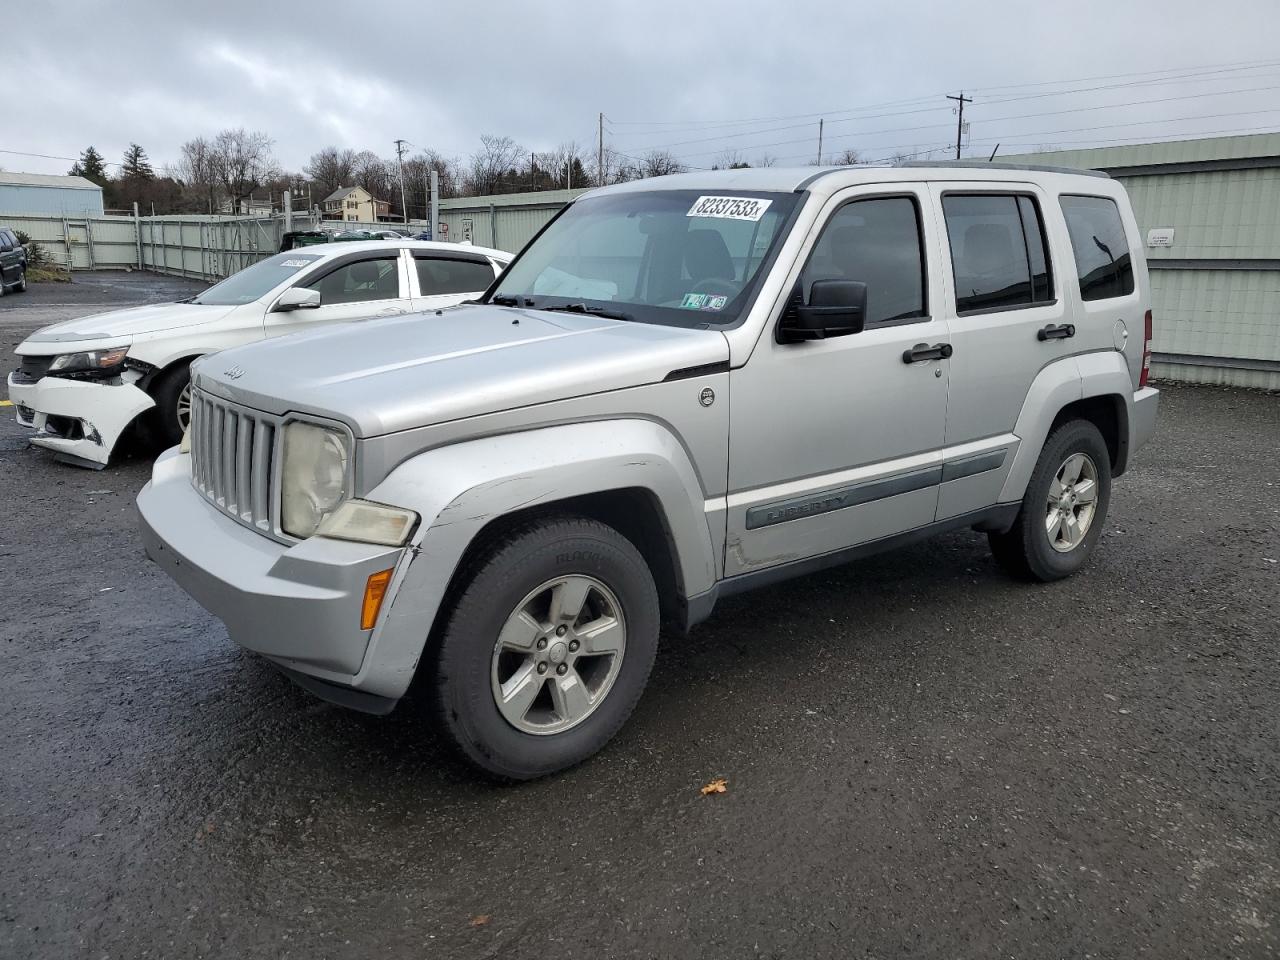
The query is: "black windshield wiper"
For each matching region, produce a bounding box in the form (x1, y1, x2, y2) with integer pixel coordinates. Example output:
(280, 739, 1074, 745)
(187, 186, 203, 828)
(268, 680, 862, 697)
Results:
(539, 302, 635, 323)
(490, 294, 532, 306)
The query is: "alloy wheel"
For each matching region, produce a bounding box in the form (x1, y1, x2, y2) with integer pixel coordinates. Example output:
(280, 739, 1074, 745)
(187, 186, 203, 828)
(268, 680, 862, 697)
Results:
(490, 575, 627, 735)
(1045, 452, 1099, 552)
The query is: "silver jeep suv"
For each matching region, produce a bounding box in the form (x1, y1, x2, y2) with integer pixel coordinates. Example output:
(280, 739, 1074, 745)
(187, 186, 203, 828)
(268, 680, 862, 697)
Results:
(138, 164, 1160, 779)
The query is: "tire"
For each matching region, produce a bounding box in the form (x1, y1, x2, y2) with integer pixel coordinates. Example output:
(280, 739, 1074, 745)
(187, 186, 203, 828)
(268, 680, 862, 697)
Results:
(431, 514, 660, 781)
(14, 269, 26, 293)
(146, 363, 192, 450)
(988, 419, 1112, 582)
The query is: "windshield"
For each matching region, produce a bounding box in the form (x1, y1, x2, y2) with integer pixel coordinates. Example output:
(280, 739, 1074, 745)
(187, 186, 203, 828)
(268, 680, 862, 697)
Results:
(489, 189, 800, 326)
(193, 253, 323, 306)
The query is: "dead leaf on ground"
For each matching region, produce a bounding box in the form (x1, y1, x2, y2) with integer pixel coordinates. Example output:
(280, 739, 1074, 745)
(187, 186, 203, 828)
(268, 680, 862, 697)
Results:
(700, 778, 728, 796)
(470, 914, 491, 927)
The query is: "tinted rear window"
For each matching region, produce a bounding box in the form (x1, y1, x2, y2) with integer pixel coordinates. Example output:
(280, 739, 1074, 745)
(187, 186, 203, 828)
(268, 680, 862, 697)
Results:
(942, 194, 1055, 315)
(415, 257, 494, 296)
(1060, 195, 1134, 301)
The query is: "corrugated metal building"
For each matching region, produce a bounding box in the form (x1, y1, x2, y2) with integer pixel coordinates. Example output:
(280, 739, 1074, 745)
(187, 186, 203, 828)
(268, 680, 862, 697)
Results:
(1005, 134, 1280, 390)
(439, 189, 585, 254)
(0, 171, 105, 216)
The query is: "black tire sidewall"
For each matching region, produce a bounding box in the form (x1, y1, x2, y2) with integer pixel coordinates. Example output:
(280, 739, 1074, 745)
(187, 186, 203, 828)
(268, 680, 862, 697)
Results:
(434, 518, 660, 780)
(148, 363, 191, 449)
(1019, 420, 1112, 580)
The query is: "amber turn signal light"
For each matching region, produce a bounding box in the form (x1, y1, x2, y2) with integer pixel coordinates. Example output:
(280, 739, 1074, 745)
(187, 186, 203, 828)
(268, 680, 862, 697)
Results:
(361, 568, 394, 630)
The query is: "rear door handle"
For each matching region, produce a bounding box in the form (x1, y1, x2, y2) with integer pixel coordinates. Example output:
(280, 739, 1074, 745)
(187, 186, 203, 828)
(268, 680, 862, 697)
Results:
(1037, 323, 1075, 341)
(902, 342, 953, 364)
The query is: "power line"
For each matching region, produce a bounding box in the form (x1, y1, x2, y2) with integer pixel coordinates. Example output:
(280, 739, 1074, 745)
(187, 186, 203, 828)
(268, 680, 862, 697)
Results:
(638, 81, 1280, 163)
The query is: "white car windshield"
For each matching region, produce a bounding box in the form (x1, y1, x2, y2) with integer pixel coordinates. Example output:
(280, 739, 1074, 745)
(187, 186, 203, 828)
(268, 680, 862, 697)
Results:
(192, 253, 324, 306)
(489, 190, 799, 327)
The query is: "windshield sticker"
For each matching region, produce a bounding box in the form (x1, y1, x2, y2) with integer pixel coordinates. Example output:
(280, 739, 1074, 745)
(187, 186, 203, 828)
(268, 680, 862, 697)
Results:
(280, 259, 315, 268)
(680, 293, 729, 311)
(687, 195, 773, 222)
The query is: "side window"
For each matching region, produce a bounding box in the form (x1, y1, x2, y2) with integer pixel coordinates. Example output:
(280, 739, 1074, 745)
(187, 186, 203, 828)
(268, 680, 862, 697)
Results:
(942, 194, 1054, 315)
(304, 256, 400, 305)
(415, 257, 495, 296)
(0, 231, 12, 252)
(1060, 195, 1134, 301)
(799, 196, 927, 325)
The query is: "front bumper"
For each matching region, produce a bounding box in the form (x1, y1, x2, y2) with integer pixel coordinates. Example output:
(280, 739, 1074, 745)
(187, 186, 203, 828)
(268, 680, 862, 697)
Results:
(6, 372, 155, 468)
(137, 448, 407, 704)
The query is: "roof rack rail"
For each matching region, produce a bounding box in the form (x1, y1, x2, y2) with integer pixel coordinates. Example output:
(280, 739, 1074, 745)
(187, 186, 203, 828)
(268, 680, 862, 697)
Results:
(895, 159, 1110, 179)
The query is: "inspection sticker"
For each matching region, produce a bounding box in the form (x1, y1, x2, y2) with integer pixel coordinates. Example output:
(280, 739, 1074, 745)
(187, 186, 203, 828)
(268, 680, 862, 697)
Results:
(281, 259, 314, 268)
(687, 195, 772, 222)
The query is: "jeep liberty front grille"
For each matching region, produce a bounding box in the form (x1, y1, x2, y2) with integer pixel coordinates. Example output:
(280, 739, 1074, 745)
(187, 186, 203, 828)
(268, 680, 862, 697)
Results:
(188, 389, 279, 536)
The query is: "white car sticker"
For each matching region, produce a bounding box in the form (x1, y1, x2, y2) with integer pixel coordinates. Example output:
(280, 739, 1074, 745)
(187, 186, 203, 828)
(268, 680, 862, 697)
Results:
(281, 259, 313, 268)
(687, 196, 772, 222)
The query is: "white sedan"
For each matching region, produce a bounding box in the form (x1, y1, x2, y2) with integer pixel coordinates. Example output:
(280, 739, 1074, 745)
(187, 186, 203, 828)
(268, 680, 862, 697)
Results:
(8, 239, 510, 468)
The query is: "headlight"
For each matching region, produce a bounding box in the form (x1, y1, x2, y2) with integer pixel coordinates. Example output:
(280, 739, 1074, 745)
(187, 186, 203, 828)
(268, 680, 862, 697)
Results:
(281, 421, 350, 539)
(316, 499, 418, 546)
(47, 347, 129, 373)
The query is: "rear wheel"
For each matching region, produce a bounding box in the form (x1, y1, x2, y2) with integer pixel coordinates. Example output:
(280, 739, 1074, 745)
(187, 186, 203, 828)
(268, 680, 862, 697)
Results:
(14, 269, 25, 293)
(989, 419, 1112, 582)
(431, 515, 660, 781)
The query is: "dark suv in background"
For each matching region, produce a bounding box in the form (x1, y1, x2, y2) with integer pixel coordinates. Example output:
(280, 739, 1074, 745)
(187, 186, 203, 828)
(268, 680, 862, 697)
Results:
(1, 227, 27, 294)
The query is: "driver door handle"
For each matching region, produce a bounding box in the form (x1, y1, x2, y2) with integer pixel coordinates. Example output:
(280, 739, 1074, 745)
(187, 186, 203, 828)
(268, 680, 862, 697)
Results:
(902, 342, 953, 364)
(1037, 323, 1075, 341)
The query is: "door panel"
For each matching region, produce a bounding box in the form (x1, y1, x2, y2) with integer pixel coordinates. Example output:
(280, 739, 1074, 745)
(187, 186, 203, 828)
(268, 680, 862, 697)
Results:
(264, 252, 411, 339)
(725, 185, 951, 578)
(929, 183, 1072, 517)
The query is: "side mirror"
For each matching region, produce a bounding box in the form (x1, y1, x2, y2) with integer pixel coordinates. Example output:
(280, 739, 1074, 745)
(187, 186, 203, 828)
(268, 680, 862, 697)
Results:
(274, 287, 322, 312)
(779, 279, 867, 342)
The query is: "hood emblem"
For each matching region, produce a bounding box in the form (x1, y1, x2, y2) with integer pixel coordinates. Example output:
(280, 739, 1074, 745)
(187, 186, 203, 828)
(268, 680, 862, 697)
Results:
(699, 386, 716, 407)
(223, 365, 245, 380)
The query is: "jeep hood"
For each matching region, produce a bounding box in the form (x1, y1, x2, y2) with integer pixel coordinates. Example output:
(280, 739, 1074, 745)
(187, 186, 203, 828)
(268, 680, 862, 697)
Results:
(20, 301, 236, 348)
(194, 304, 729, 436)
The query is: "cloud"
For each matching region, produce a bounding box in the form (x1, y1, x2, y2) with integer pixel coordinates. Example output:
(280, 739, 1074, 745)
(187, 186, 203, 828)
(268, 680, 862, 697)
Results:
(7, 0, 1280, 177)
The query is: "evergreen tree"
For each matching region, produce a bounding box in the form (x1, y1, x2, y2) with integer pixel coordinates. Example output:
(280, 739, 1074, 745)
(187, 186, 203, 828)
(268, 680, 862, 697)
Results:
(69, 146, 108, 185)
(121, 143, 154, 180)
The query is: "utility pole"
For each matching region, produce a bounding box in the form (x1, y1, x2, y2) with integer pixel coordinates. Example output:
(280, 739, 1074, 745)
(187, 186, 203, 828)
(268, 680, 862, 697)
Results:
(816, 118, 824, 165)
(947, 92, 972, 160)
(597, 112, 605, 186)
(393, 138, 409, 223)
(429, 169, 440, 242)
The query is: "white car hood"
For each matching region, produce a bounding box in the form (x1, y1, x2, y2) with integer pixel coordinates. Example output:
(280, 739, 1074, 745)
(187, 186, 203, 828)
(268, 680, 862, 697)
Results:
(19, 301, 237, 349)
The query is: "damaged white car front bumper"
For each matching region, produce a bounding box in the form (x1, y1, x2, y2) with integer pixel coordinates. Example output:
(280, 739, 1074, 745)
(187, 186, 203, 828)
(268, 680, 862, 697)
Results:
(6, 372, 155, 468)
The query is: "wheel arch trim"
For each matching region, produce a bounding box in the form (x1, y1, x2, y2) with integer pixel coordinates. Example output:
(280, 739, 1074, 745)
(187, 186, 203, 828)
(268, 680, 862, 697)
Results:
(1001, 351, 1134, 503)
(349, 418, 718, 699)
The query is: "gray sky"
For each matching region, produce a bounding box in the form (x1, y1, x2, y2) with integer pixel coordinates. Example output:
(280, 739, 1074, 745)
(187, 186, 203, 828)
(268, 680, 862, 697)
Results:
(9, 0, 1280, 177)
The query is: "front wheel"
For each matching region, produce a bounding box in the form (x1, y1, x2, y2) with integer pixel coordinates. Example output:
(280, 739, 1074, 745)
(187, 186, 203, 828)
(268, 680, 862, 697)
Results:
(989, 419, 1112, 582)
(431, 515, 660, 780)
(145, 363, 192, 450)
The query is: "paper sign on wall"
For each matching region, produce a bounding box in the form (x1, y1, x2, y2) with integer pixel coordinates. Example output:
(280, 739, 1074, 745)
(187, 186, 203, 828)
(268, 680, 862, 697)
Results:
(1147, 228, 1175, 248)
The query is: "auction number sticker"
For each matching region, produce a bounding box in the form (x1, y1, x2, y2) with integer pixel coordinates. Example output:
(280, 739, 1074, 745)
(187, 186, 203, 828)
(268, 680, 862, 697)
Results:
(687, 195, 772, 222)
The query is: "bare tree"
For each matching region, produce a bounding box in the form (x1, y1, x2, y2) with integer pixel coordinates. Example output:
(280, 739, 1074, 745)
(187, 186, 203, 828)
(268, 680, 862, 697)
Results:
(542, 141, 590, 189)
(212, 129, 279, 212)
(713, 148, 750, 170)
(173, 136, 220, 211)
(833, 148, 861, 166)
(468, 134, 523, 195)
(637, 150, 686, 178)
(304, 147, 359, 201)
(755, 153, 778, 168)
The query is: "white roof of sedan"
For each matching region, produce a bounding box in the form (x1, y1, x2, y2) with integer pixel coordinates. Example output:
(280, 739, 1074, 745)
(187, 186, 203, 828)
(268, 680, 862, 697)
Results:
(304, 239, 511, 260)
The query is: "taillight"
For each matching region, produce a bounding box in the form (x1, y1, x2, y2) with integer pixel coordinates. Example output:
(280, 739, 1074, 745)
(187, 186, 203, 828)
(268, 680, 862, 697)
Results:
(1139, 309, 1153, 388)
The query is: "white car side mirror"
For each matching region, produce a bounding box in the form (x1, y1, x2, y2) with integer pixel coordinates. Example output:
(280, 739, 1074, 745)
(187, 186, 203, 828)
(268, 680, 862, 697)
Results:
(274, 287, 322, 312)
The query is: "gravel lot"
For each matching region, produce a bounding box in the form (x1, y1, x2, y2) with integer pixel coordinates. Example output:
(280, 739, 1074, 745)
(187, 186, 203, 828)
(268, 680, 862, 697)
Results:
(2, 272, 1278, 959)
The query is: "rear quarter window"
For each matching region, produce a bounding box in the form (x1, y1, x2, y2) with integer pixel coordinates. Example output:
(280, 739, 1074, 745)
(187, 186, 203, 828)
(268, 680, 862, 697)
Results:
(1059, 195, 1135, 301)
